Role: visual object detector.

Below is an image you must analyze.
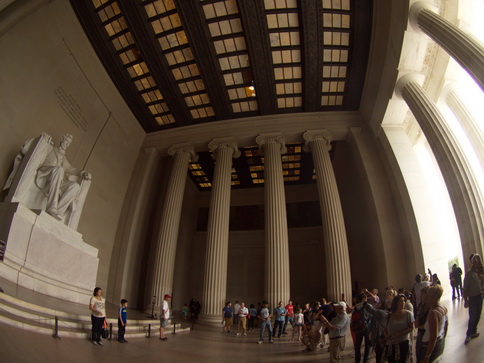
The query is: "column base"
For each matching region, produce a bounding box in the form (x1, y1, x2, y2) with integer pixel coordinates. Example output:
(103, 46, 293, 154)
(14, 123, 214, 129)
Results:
(197, 313, 224, 326)
(144, 304, 161, 319)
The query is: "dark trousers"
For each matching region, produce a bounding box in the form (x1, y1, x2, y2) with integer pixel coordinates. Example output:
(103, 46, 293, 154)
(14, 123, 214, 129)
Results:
(353, 330, 370, 362)
(248, 316, 255, 330)
(273, 320, 284, 337)
(259, 320, 273, 341)
(415, 329, 425, 360)
(91, 315, 104, 342)
(452, 284, 463, 299)
(118, 319, 126, 340)
(416, 337, 445, 362)
(282, 315, 293, 333)
(375, 342, 385, 363)
(467, 295, 483, 337)
(386, 340, 410, 363)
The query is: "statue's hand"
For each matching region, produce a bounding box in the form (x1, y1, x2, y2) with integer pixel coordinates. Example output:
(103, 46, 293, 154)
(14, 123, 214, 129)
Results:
(40, 133, 52, 144)
(81, 171, 92, 180)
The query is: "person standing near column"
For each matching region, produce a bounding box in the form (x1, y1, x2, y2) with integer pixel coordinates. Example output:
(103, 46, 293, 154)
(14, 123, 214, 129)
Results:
(257, 301, 274, 344)
(272, 301, 286, 338)
(159, 294, 171, 341)
(463, 254, 484, 344)
(450, 264, 463, 300)
(283, 300, 294, 335)
(233, 300, 241, 327)
(222, 301, 233, 333)
(237, 302, 249, 336)
(320, 301, 350, 363)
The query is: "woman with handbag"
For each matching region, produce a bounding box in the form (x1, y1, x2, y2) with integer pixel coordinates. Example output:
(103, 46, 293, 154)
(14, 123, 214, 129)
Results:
(89, 287, 106, 346)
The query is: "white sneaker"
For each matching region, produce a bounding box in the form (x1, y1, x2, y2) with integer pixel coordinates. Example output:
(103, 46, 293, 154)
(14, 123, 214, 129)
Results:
(243, 333, 247, 336)
(237, 333, 241, 336)
(258, 340, 263, 344)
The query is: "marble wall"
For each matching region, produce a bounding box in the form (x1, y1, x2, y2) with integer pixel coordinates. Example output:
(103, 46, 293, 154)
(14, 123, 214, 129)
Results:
(0, 0, 145, 293)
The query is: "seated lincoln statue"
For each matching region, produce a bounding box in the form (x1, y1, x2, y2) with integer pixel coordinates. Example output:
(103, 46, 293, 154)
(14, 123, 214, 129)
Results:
(3, 133, 91, 231)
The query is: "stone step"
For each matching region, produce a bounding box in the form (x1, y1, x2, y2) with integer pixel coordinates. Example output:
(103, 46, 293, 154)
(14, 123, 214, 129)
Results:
(0, 292, 190, 339)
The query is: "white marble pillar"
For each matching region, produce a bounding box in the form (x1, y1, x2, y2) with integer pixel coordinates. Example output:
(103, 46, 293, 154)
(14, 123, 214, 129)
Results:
(396, 76, 484, 264)
(303, 130, 352, 302)
(410, 2, 484, 91)
(256, 133, 290, 309)
(444, 85, 484, 172)
(151, 144, 197, 309)
(199, 138, 240, 324)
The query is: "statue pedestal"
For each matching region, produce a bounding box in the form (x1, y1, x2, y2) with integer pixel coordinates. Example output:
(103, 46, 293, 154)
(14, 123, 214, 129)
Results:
(0, 202, 99, 304)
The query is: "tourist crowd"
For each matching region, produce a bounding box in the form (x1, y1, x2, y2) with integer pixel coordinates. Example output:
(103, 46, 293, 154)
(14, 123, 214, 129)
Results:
(88, 253, 483, 363)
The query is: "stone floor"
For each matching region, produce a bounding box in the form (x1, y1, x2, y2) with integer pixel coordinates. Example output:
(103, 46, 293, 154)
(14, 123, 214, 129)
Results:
(0, 293, 482, 363)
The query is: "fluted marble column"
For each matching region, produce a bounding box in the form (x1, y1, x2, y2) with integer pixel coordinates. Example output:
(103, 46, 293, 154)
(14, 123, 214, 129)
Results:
(150, 144, 197, 310)
(199, 138, 240, 324)
(303, 130, 352, 302)
(444, 85, 484, 171)
(396, 76, 484, 264)
(410, 2, 484, 91)
(256, 133, 290, 309)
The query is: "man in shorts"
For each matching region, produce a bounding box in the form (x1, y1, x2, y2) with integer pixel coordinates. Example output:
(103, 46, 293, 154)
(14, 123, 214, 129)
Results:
(222, 301, 233, 333)
(160, 294, 171, 341)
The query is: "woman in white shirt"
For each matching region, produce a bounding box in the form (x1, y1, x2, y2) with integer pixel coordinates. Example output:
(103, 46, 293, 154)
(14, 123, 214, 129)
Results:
(385, 294, 415, 362)
(89, 287, 106, 345)
(292, 308, 304, 341)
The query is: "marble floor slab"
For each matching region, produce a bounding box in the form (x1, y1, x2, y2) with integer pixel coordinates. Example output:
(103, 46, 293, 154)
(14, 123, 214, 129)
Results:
(0, 294, 482, 363)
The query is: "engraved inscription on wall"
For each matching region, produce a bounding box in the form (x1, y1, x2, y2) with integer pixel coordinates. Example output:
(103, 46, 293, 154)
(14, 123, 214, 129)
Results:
(55, 87, 89, 132)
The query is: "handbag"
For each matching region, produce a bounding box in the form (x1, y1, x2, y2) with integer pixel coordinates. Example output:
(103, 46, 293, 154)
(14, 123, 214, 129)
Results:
(101, 319, 109, 339)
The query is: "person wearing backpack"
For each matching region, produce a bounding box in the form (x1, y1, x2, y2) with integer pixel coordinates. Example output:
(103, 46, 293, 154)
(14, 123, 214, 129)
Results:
(350, 292, 372, 363)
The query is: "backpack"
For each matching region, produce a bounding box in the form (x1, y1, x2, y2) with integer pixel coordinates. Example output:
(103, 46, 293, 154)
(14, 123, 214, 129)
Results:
(350, 306, 367, 332)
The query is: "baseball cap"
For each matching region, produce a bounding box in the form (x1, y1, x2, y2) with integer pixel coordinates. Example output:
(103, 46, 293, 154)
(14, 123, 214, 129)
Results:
(164, 294, 172, 299)
(333, 301, 347, 310)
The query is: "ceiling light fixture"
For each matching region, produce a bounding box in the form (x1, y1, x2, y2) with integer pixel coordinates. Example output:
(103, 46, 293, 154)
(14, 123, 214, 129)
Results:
(245, 81, 256, 98)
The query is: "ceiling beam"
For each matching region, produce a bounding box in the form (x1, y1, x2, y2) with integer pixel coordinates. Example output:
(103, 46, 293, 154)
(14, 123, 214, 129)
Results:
(175, 0, 233, 121)
(118, 0, 193, 127)
(238, 0, 278, 115)
(345, 0, 373, 110)
(70, 0, 159, 132)
(300, 0, 323, 112)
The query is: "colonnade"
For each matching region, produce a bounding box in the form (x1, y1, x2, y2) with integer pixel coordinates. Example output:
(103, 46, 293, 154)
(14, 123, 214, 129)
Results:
(148, 131, 351, 320)
(396, 3, 484, 264)
(147, 2, 484, 318)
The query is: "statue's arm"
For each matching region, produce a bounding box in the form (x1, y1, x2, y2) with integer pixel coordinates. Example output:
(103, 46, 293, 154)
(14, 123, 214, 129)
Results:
(64, 158, 91, 181)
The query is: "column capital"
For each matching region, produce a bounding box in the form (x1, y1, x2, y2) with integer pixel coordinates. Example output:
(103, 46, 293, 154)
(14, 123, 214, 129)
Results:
(303, 130, 333, 152)
(441, 81, 459, 103)
(167, 143, 198, 162)
(394, 73, 425, 99)
(255, 132, 287, 155)
(408, 2, 439, 33)
(208, 137, 241, 158)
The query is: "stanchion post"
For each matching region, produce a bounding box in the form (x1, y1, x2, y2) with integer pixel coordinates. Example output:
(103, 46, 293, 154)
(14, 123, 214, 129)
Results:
(147, 323, 151, 338)
(170, 291, 176, 334)
(52, 316, 61, 340)
(109, 322, 113, 341)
